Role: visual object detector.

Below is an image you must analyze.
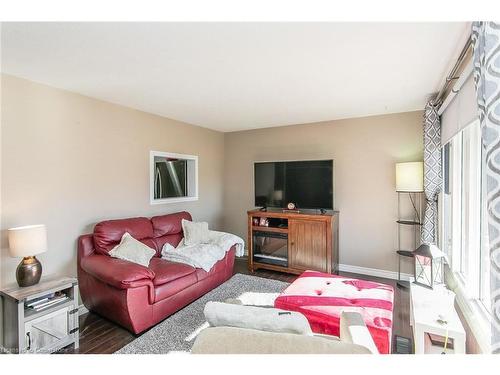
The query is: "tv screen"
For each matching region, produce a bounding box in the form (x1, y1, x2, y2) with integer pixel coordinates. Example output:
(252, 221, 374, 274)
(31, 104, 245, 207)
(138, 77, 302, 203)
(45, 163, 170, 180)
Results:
(254, 160, 333, 209)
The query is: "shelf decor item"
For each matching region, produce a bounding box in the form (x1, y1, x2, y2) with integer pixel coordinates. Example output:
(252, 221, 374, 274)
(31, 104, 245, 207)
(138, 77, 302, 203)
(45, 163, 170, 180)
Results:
(8, 224, 48, 287)
(412, 243, 448, 289)
(395, 162, 424, 289)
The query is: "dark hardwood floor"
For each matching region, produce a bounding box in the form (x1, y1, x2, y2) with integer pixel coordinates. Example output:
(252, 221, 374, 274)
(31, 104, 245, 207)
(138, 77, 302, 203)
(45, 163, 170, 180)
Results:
(59, 258, 411, 354)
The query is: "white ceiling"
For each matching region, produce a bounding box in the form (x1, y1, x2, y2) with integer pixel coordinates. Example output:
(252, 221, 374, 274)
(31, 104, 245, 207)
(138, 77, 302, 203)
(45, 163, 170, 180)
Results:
(1, 22, 468, 132)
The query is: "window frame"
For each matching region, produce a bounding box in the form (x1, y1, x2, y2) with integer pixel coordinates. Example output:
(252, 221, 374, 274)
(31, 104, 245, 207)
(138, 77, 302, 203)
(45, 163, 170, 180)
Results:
(441, 119, 492, 353)
(442, 120, 484, 291)
(149, 150, 199, 205)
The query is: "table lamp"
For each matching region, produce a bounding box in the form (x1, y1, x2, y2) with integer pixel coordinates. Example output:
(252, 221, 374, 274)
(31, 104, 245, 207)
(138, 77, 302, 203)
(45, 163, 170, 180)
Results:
(8, 224, 47, 287)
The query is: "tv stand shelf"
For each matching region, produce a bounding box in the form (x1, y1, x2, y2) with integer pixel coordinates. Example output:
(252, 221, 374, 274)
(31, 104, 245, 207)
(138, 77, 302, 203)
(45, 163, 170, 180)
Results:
(251, 226, 288, 234)
(248, 209, 339, 275)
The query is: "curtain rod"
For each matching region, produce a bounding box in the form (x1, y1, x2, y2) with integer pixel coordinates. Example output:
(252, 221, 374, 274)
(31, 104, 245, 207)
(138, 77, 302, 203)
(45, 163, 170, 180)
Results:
(433, 36, 473, 107)
(437, 60, 473, 116)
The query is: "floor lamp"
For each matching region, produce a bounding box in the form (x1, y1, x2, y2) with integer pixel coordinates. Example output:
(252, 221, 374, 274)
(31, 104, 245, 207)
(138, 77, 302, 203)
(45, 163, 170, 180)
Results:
(395, 162, 424, 289)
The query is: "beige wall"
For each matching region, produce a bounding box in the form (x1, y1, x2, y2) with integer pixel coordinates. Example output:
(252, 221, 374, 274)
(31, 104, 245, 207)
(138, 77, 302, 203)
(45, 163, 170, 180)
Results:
(0, 75, 226, 345)
(223, 111, 423, 273)
(0, 73, 424, 348)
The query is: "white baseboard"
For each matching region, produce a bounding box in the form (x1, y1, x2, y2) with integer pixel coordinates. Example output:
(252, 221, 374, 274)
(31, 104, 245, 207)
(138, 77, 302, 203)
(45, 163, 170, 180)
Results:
(339, 263, 413, 282)
(78, 305, 89, 316)
(240, 255, 412, 282)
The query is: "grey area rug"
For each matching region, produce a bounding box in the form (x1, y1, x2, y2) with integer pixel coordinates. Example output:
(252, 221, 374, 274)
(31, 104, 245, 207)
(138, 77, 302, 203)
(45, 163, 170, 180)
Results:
(115, 273, 289, 354)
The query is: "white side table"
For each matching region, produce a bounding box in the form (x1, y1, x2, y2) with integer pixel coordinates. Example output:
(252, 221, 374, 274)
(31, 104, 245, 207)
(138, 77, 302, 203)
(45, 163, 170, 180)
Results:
(410, 283, 465, 354)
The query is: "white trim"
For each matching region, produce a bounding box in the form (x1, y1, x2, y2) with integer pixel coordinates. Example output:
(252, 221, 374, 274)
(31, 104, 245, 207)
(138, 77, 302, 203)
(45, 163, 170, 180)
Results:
(446, 270, 492, 353)
(78, 304, 89, 316)
(150, 196, 198, 205)
(338, 264, 413, 282)
(149, 150, 199, 205)
(240, 257, 413, 281)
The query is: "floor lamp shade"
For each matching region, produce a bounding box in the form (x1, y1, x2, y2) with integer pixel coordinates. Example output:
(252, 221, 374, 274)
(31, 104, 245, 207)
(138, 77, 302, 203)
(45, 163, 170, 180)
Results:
(396, 162, 424, 192)
(8, 224, 48, 257)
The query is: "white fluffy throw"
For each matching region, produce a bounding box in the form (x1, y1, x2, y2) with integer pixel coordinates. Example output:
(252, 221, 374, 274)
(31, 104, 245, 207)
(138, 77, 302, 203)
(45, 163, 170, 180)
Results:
(161, 230, 244, 272)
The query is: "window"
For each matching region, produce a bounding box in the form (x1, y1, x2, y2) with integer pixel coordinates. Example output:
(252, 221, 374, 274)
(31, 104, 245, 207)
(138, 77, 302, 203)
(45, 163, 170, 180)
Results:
(150, 151, 198, 204)
(441, 119, 490, 311)
(480, 147, 491, 308)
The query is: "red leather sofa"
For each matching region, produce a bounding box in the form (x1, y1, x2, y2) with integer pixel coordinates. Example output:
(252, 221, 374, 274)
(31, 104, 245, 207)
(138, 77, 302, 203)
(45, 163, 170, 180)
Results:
(77, 211, 236, 334)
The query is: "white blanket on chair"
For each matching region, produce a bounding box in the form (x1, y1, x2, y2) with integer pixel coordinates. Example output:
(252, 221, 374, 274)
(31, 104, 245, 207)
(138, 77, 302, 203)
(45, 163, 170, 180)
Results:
(161, 231, 244, 272)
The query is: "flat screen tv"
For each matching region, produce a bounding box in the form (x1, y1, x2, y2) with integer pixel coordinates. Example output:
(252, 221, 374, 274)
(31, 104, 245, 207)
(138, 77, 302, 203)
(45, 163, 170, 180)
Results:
(254, 160, 333, 210)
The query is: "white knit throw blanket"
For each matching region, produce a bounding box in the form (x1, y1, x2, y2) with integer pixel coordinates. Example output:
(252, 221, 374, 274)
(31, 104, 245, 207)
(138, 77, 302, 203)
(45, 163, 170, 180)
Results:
(161, 230, 244, 272)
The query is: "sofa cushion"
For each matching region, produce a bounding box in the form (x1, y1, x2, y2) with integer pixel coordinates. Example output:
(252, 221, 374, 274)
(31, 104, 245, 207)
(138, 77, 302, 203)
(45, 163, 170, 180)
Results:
(148, 257, 196, 286)
(94, 217, 155, 255)
(154, 272, 198, 302)
(151, 211, 192, 237)
(80, 254, 155, 289)
(195, 255, 227, 281)
(195, 246, 235, 281)
(152, 234, 183, 256)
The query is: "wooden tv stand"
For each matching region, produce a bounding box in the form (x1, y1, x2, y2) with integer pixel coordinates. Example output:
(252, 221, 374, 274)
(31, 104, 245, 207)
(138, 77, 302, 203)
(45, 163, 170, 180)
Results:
(247, 209, 339, 275)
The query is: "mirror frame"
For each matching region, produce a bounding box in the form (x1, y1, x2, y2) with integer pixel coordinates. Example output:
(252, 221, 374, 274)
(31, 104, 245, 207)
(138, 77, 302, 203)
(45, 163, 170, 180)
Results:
(150, 150, 199, 205)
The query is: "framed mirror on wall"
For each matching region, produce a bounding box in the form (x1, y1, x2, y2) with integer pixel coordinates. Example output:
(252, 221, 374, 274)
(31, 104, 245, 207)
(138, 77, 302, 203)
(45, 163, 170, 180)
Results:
(150, 151, 198, 205)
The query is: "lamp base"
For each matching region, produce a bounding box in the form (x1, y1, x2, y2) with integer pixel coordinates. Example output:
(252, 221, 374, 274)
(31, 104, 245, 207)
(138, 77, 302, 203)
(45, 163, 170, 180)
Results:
(16, 256, 42, 287)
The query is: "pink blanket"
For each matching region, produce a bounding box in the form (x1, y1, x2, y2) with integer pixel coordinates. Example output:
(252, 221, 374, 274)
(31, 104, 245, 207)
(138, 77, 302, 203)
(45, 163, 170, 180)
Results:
(274, 270, 394, 354)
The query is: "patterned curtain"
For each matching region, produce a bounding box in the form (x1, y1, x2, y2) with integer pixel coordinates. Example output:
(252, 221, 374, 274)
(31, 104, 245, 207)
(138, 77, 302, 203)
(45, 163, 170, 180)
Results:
(421, 101, 442, 244)
(472, 21, 500, 354)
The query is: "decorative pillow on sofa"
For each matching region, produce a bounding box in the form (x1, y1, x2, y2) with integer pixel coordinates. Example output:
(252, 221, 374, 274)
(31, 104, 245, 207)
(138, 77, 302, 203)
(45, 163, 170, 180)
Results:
(181, 219, 210, 245)
(108, 232, 156, 267)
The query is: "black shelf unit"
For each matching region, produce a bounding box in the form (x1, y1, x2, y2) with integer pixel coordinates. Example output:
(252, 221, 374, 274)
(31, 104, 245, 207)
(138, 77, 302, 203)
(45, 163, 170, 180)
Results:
(396, 192, 423, 289)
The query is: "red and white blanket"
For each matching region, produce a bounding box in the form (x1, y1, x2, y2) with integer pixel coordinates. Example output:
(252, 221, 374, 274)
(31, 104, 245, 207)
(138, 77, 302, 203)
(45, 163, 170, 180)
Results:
(274, 270, 394, 354)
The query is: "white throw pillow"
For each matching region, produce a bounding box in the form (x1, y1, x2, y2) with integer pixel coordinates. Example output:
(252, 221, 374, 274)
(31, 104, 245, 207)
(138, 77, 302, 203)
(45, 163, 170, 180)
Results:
(181, 219, 210, 245)
(204, 301, 313, 336)
(108, 232, 156, 267)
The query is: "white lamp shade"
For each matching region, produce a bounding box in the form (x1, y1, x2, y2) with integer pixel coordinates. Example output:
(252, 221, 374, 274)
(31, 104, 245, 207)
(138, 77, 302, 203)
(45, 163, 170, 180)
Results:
(8, 224, 47, 258)
(396, 162, 424, 192)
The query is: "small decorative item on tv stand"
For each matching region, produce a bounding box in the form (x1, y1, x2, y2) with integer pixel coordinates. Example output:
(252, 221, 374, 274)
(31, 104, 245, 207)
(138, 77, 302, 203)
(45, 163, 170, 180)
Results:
(258, 217, 269, 227)
(283, 202, 300, 213)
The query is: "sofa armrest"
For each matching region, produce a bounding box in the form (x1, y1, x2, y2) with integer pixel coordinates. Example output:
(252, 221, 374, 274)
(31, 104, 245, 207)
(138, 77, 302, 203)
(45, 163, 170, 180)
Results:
(340, 311, 379, 354)
(191, 327, 372, 354)
(80, 254, 155, 290)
